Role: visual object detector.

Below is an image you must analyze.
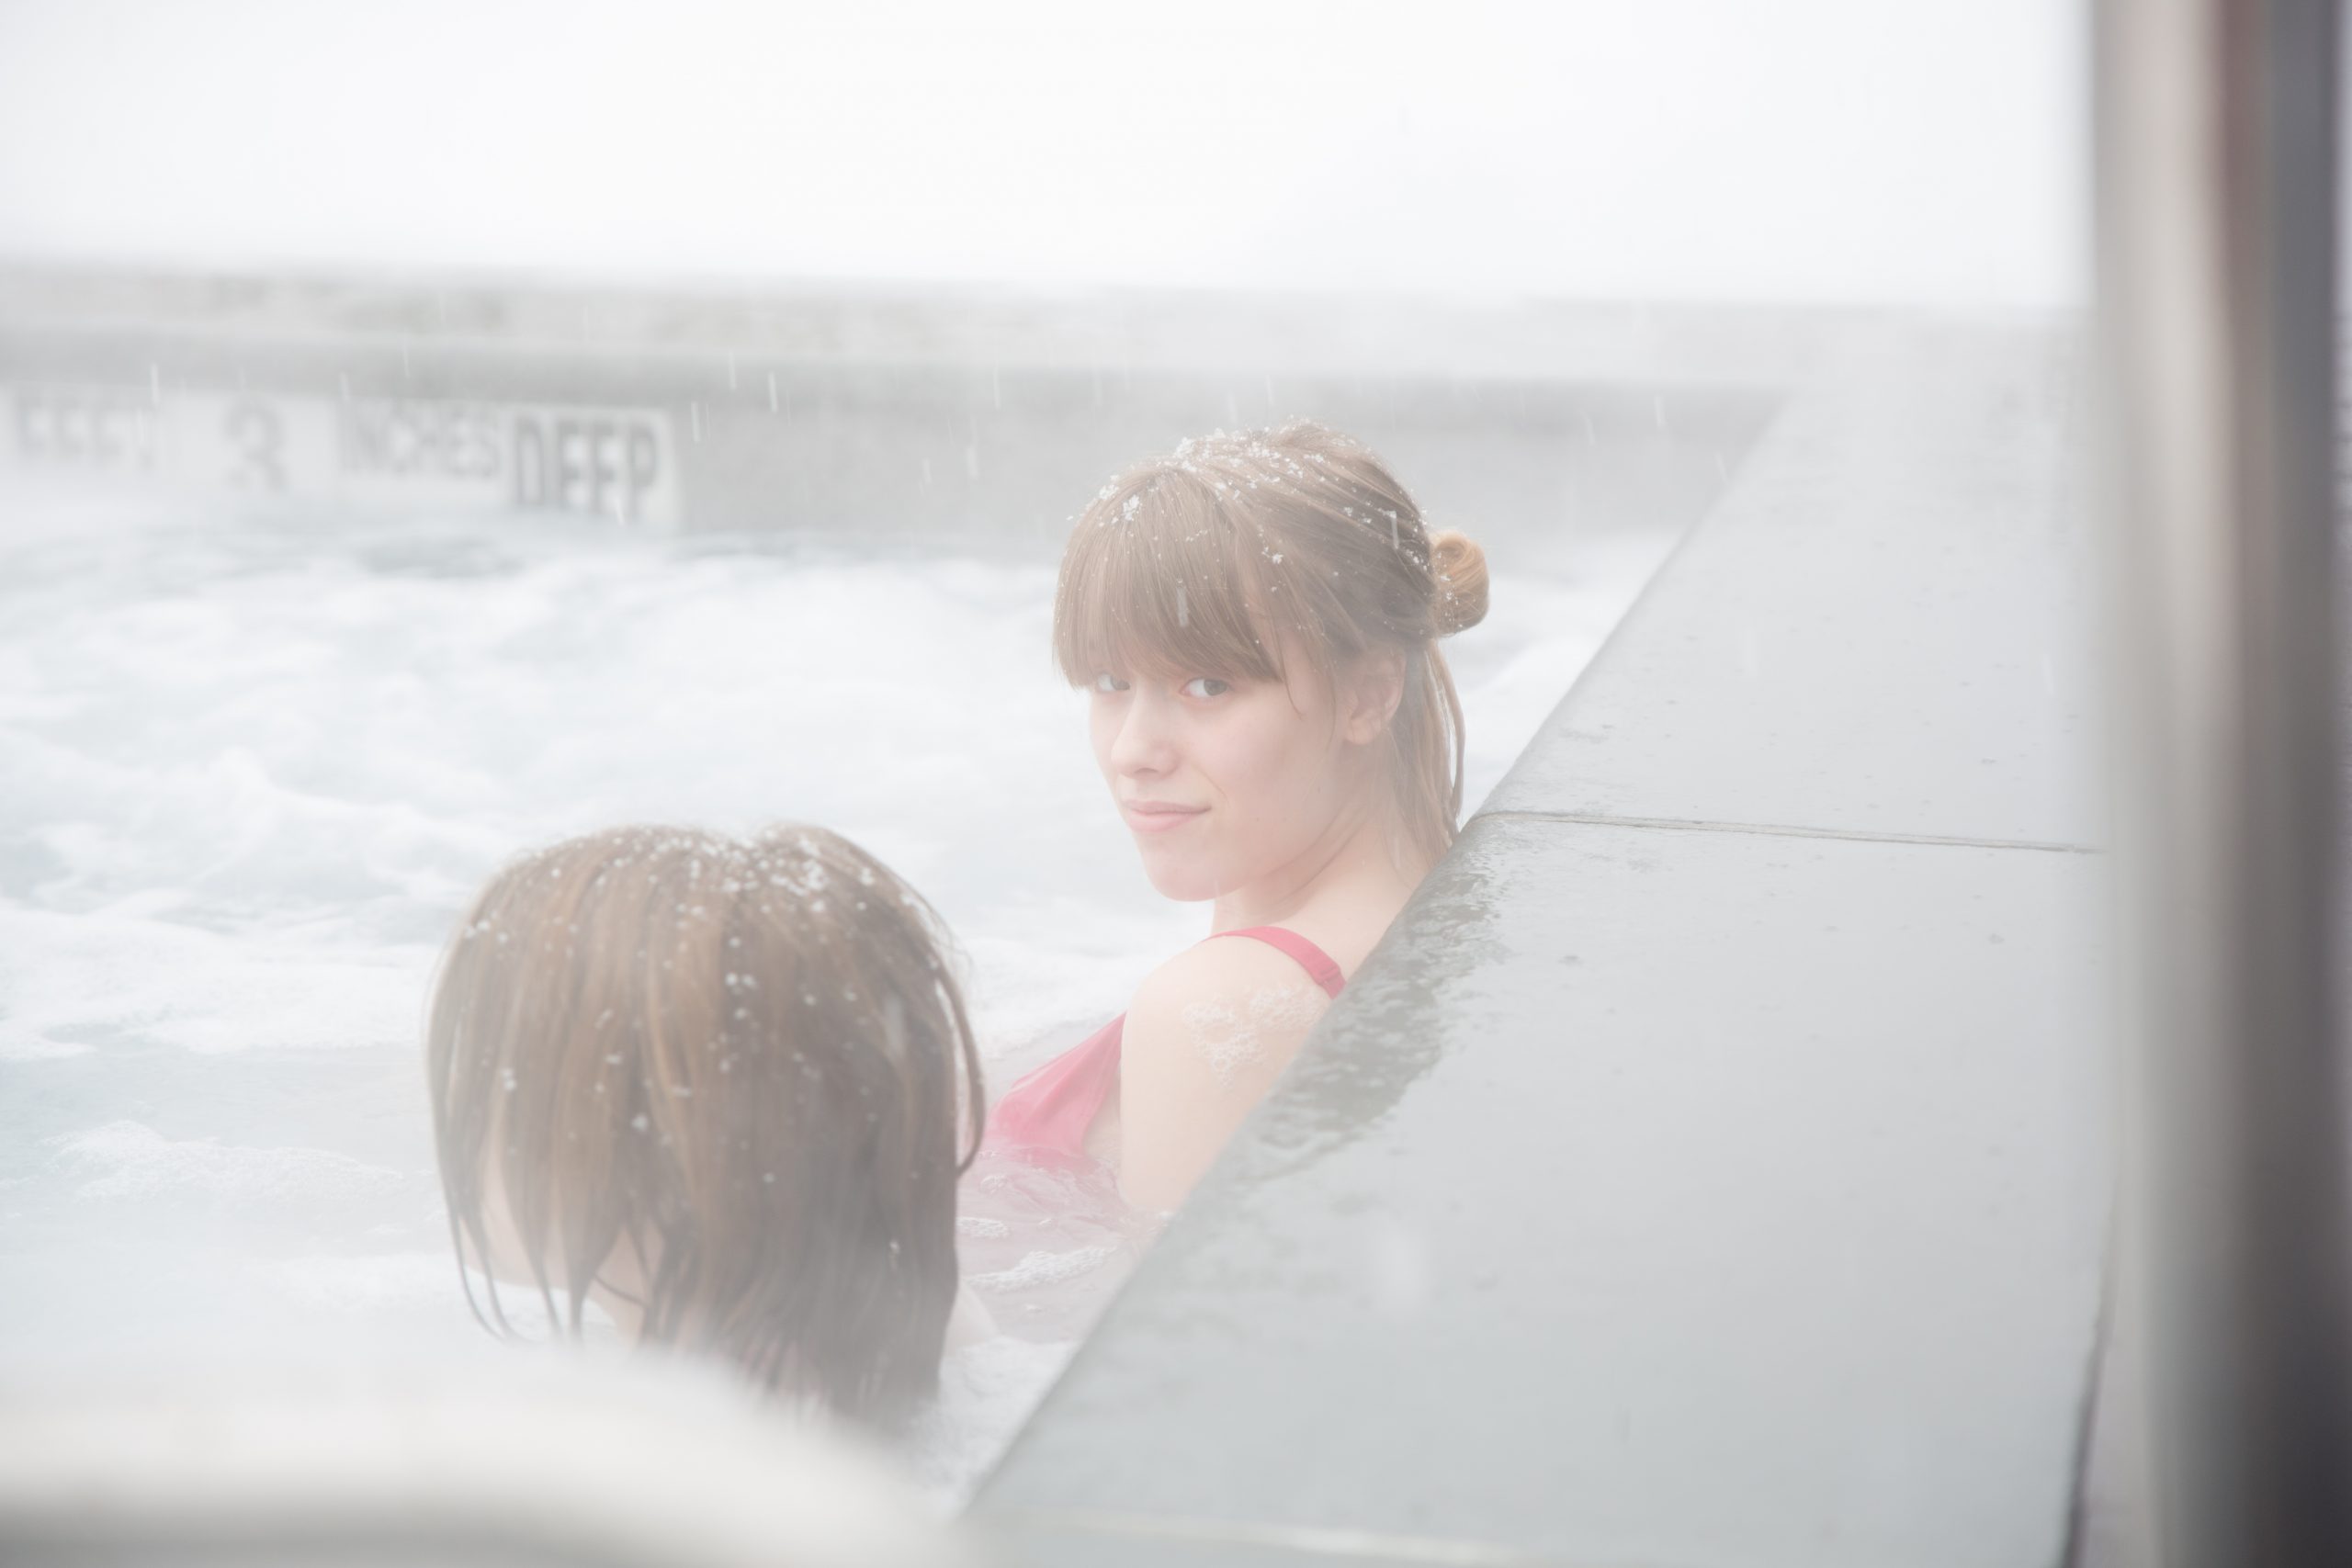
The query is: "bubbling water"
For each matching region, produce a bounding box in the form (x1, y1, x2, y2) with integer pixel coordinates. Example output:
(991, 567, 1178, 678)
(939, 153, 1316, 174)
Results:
(0, 489, 1664, 1496)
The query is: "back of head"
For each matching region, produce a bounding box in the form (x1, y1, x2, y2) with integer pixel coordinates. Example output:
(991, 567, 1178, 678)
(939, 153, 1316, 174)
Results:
(426, 824, 983, 1430)
(1054, 420, 1489, 867)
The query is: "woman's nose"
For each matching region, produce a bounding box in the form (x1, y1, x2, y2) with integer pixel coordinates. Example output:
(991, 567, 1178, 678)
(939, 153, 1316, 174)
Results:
(1111, 689, 1178, 776)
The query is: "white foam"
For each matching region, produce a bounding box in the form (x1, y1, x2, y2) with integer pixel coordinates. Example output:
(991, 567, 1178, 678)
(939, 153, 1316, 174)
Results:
(967, 1245, 1117, 1294)
(266, 1251, 463, 1313)
(49, 1121, 408, 1203)
(0, 900, 430, 1058)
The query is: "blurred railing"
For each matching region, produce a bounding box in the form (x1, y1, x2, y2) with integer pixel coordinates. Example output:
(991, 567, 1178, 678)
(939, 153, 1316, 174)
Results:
(2092, 0, 2352, 1562)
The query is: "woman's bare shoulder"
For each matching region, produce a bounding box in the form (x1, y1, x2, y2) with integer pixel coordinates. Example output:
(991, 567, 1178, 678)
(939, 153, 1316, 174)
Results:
(1124, 936, 1333, 1082)
(1115, 935, 1336, 1209)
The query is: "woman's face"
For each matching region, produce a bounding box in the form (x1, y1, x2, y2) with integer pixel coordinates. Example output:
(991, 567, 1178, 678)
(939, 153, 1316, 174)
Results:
(1088, 649, 1379, 902)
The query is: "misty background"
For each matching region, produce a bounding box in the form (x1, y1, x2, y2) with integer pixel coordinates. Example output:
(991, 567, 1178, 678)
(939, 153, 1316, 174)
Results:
(0, 0, 2095, 1509)
(0, 0, 2083, 308)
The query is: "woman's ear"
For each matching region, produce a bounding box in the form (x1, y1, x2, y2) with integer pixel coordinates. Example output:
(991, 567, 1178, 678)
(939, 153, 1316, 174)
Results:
(1340, 649, 1408, 746)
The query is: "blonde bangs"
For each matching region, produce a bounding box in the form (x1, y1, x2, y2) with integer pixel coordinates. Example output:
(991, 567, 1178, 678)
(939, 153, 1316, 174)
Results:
(1052, 472, 1300, 688)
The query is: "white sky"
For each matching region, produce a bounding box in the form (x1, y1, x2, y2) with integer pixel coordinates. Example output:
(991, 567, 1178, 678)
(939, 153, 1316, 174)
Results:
(0, 0, 2086, 307)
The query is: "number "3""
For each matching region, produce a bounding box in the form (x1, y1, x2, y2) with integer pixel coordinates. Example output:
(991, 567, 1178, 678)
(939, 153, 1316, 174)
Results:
(226, 401, 285, 491)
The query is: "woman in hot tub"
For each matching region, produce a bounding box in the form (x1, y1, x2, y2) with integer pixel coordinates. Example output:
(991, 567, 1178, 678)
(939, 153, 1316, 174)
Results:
(990, 421, 1487, 1210)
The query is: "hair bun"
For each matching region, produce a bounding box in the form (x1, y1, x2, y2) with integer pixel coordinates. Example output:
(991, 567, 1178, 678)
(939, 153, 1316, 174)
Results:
(1428, 529, 1488, 636)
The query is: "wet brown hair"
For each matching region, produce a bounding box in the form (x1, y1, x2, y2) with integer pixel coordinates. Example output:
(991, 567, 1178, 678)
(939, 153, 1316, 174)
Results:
(1054, 420, 1489, 870)
(426, 824, 983, 1430)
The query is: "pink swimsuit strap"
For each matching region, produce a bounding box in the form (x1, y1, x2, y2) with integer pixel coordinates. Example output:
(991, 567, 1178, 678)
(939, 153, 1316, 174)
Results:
(985, 927, 1347, 1165)
(1205, 925, 1347, 998)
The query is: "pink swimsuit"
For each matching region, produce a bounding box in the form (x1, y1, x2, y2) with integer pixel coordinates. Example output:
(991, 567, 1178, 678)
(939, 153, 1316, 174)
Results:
(987, 926, 1347, 1167)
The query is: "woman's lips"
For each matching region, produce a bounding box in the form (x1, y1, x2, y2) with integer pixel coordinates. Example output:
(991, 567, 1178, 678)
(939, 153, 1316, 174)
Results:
(1121, 801, 1207, 834)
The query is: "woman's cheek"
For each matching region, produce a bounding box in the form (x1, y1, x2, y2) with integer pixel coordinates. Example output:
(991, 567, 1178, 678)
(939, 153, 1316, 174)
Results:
(1088, 700, 1122, 779)
(1233, 706, 1310, 818)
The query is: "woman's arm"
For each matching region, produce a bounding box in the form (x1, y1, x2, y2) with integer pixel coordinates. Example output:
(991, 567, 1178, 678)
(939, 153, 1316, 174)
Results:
(1115, 939, 1333, 1213)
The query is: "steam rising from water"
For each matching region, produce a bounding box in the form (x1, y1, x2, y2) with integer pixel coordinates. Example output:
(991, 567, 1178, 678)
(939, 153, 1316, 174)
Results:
(0, 491, 1662, 1485)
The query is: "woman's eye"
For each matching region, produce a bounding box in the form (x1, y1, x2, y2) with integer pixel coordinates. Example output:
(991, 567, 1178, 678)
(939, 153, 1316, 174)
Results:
(1092, 672, 1130, 694)
(1182, 677, 1231, 699)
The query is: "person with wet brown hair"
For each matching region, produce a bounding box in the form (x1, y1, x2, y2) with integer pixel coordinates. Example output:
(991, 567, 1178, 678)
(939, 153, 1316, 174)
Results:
(991, 420, 1488, 1211)
(426, 823, 986, 1430)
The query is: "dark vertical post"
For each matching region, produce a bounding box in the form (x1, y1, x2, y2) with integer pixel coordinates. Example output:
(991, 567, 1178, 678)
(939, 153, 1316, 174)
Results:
(2096, 0, 2352, 1562)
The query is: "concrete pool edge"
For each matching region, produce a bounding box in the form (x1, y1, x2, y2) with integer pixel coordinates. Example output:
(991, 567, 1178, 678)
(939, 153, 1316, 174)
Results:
(0, 265, 1795, 547)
